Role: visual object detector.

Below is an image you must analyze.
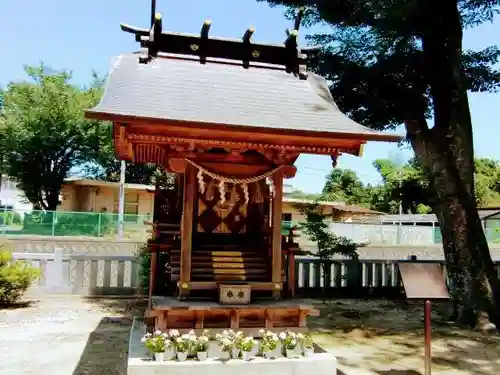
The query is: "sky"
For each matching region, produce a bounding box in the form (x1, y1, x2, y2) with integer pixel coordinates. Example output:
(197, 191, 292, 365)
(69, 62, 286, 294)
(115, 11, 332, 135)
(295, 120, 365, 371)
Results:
(0, 0, 499, 193)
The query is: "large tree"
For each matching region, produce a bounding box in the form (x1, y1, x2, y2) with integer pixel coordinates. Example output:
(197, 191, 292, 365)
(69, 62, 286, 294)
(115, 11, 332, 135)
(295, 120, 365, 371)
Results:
(0, 65, 110, 210)
(322, 169, 369, 204)
(260, 0, 500, 327)
(371, 158, 433, 214)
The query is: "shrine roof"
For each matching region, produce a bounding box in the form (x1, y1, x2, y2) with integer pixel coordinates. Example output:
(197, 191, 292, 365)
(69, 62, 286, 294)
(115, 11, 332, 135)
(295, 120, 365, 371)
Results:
(86, 53, 400, 142)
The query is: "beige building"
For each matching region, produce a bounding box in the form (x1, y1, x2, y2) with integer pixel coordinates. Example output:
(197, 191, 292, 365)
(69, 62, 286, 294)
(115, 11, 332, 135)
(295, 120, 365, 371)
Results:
(59, 178, 155, 218)
(59, 179, 379, 225)
(281, 198, 380, 225)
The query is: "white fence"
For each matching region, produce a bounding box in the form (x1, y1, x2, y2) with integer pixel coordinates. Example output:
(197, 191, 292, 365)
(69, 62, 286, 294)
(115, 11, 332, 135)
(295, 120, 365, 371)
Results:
(329, 222, 437, 244)
(13, 249, 142, 296)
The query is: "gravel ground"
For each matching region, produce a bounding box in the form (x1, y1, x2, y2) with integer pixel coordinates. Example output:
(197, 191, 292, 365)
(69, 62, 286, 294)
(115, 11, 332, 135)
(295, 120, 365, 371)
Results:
(2, 297, 498, 375)
(307, 299, 500, 375)
(0, 297, 144, 375)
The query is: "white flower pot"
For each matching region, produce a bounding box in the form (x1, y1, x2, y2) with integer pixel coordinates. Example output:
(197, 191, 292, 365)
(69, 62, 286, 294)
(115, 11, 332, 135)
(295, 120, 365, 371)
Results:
(165, 348, 175, 360)
(263, 351, 273, 359)
(303, 346, 314, 357)
(232, 348, 240, 358)
(242, 351, 253, 361)
(177, 352, 188, 362)
(219, 351, 231, 360)
(197, 351, 208, 361)
(154, 352, 165, 362)
(286, 348, 300, 358)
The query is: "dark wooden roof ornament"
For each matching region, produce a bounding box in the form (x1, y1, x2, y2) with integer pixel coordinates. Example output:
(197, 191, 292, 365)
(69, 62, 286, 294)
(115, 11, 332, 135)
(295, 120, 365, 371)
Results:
(331, 152, 340, 168)
(242, 27, 255, 69)
(119, 7, 314, 79)
(284, 7, 308, 79)
(198, 20, 211, 64)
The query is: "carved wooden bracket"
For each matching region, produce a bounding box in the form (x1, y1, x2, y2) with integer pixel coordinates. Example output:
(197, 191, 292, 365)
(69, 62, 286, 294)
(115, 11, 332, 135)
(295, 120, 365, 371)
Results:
(168, 158, 188, 173)
(282, 165, 297, 179)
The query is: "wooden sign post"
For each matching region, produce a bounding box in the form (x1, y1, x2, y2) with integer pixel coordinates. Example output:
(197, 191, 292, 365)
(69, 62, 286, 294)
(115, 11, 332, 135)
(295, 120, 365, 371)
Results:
(397, 259, 450, 375)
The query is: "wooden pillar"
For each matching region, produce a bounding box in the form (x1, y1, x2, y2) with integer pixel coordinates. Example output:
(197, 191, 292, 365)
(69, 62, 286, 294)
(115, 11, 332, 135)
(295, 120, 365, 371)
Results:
(179, 163, 196, 299)
(271, 170, 284, 299)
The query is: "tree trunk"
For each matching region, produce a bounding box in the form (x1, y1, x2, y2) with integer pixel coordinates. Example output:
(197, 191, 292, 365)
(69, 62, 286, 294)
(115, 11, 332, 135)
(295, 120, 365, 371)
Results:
(405, 115, 500, 328)
(400, 0, 500, 328)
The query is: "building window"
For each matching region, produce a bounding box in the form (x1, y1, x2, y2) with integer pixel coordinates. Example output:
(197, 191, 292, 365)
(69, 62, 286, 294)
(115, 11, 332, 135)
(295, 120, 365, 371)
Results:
(282, 213, 292, 222)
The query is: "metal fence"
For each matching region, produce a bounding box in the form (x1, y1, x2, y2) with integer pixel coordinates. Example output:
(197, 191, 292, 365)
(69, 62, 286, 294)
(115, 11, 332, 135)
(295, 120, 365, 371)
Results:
(3, 210, 500, 245)
(287, 220, 500, 245)
(0, 209, 152, 239)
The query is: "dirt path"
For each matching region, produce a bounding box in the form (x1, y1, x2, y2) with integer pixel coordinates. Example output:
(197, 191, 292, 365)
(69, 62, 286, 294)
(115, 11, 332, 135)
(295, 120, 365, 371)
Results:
(307, 299, 500, 375)
(1, 297, 498, 375)
(0, 297, 143, 375)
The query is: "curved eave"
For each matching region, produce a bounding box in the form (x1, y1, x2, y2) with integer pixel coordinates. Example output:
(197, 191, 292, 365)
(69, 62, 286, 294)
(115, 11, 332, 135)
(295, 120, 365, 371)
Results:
(85, 109, 403, 144)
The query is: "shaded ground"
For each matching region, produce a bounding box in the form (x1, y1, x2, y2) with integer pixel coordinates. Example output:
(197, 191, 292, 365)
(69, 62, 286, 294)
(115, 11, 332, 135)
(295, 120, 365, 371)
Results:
(1, 297, 498, 375)
(307, 299, 500, 375)
(0, 296, 146, 375)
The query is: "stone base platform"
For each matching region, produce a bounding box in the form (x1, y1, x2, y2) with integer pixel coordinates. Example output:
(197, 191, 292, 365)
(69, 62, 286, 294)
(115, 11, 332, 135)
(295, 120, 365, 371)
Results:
(149, 297, 319, 332)
(129, 317, 337, 375)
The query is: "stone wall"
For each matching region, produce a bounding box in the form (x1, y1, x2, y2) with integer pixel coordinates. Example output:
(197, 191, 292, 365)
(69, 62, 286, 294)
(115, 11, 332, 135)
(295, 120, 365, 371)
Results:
(1, 235, 144, 256)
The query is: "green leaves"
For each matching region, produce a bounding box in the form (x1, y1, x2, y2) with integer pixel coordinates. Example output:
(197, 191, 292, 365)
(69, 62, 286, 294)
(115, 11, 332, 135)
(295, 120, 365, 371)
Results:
(260, 0, 500, 129)
(0, 64, 112, 209)
(298, 205, 360, 261)
(322, 169, 369, 204)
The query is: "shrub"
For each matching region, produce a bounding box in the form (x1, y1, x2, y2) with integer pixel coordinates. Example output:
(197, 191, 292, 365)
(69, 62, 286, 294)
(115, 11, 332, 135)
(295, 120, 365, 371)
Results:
(0, 250, 40, 305)
(136, 245, 151, 293)
(0, 211, 22, 226)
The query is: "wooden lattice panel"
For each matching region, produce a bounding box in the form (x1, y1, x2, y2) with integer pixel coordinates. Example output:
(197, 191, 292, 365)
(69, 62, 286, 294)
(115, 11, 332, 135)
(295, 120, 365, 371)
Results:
(196, 177, 248, 234)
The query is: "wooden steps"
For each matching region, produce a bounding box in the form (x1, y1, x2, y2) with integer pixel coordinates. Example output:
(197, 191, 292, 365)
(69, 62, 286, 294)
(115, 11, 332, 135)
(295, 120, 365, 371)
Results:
(189, 246, 270, 283)
(172, 267, 266, 275)
(146, 218, 271, 284)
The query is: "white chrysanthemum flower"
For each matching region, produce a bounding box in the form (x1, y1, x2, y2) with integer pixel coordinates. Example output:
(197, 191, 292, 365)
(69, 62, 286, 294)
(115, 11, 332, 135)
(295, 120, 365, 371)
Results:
(169, 329, 180, 337)
(258, 329, 265, 334)
(279, 332, 287, 340)
(140, 337, 147, 343)
(154, 330, 162, 335)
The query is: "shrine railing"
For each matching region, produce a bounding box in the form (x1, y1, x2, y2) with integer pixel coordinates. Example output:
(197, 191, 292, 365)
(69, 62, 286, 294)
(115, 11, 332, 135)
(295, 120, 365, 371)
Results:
(293, 256, 500, 298)
(10, 250, 500, 297)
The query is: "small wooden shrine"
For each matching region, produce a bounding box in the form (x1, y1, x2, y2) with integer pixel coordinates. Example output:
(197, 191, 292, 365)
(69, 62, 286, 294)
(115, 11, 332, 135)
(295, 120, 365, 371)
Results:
(86, 9, 399, 332)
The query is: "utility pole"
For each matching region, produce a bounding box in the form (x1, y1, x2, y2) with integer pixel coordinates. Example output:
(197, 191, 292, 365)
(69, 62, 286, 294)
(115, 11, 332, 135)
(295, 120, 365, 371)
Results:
(118, 160, 126, 237)
(397, 169, 403, 244)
